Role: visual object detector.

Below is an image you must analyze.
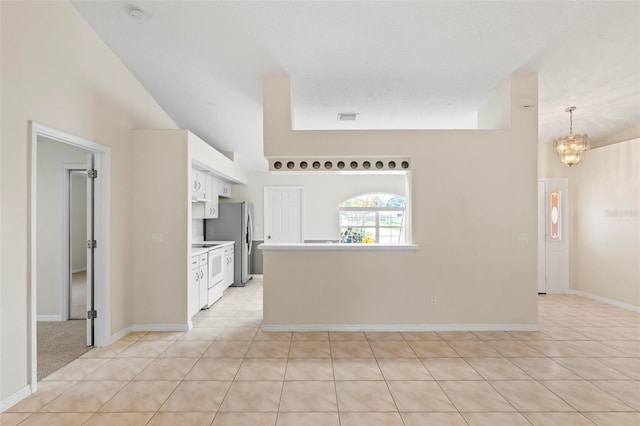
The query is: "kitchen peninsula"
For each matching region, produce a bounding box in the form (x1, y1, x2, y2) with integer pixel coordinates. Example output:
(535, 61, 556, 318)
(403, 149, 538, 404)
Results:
(260, 243, 425, 330)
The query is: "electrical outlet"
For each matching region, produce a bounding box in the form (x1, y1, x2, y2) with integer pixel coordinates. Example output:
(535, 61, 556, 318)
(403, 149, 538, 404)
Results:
(430, 296, 437, 305)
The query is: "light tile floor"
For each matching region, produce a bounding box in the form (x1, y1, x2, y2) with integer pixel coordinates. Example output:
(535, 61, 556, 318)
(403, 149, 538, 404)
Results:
(3, 277, 639, 426)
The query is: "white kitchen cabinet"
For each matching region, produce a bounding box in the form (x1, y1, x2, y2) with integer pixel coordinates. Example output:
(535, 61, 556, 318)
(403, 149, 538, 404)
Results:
(198, 253, 208, 309)
(218, 180, 232, 198)
(189, 255, 201, 318)
(223, 244, 234, 288)
(191, 169, 206, 200)
(204, 175, 219, 219)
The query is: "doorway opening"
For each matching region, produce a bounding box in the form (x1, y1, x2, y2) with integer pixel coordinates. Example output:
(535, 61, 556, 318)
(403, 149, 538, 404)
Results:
(30, 122, 111, 390)
(69, 170, 88, 320)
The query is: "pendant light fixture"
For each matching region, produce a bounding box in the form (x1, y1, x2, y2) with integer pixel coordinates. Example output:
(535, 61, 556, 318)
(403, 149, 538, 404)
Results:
(553, 106, 590, 167)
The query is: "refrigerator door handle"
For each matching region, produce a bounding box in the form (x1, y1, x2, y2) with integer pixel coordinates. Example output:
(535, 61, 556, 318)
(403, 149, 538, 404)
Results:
(247, 210, 253, 255)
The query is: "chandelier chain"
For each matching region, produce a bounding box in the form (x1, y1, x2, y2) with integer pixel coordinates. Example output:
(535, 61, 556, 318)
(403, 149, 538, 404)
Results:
(569, 110, 573, 135)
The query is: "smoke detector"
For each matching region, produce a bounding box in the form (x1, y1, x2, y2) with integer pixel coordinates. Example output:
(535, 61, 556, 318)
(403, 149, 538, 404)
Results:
(127, 7, 150, 23)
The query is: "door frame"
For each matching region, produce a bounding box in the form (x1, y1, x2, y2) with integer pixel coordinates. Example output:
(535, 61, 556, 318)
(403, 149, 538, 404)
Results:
(29, 122, 111, 390)
(264, 186, 304, 243)
(61, 165, 89, 321)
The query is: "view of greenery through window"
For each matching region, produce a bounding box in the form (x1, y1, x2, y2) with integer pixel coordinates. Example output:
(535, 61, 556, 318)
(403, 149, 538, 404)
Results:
(339, 193, 406, 244)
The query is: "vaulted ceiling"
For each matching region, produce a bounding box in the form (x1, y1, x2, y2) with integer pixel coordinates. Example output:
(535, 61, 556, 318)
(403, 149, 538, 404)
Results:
(72, 1, 640, 171)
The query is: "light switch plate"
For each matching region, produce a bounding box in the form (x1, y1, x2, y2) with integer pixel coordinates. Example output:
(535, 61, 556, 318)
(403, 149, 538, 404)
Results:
(151, 232, 163, 243)
(517, 233, 529, 243)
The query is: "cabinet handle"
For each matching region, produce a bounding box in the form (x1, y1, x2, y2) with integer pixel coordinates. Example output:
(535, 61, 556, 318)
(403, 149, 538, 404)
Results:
(195, 273, 199, 282)
(200, 271, 204, 279)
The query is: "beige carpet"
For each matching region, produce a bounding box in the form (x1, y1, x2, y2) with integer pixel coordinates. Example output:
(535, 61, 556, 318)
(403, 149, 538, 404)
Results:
(70, 271, 87, 320)
(37, 320, 91, 381)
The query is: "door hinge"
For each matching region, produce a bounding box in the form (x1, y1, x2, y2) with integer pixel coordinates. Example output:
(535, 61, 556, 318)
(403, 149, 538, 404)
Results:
(87, 240, 97, 249)
(87, 310, 97, 320)
(87, 169, 98, 179)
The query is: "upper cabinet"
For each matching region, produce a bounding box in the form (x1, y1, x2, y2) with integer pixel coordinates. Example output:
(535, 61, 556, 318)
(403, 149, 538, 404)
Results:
(218, 180, 232, 198)
(204, 175, 219, 219)
(192, 170, 206, 200)
(193, 170, 219, 219)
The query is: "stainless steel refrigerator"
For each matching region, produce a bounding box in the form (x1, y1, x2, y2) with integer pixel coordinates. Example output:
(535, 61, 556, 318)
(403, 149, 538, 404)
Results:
(205, 202, 253, 286)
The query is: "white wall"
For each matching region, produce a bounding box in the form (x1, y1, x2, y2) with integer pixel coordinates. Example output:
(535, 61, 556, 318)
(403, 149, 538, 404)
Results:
(261, 75, 539, 327)
(1, 2, 177, 404)
(232, 172, 407, 241)
(131, 130, 189, 327)
(36, 138, 88, 318)
(130, 129, 247, 328)
(539, 138, 640, 307)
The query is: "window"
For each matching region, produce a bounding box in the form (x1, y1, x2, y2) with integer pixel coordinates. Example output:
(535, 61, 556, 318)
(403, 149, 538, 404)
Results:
(339, 193, 406, 244)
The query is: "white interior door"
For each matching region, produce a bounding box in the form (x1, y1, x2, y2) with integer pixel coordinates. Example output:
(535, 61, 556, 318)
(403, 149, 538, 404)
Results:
(538, 178, 569, 294)
(86, 153, 95, 346)
(264, 187, 303, 243)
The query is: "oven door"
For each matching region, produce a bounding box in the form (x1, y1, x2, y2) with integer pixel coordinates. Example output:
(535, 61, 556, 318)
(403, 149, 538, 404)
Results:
(208, 248, 224, 289)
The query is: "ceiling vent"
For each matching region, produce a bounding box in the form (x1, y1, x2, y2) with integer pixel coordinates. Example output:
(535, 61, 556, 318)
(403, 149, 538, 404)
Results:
(269, 158, 410, 172)
(337, 113, 359, 121)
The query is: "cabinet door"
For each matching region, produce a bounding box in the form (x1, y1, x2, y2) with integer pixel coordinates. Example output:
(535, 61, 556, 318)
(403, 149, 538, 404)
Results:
(199, 264, 208, 309)
(189, 267, 200, 318)
(204, 175, 219, 219)
(218, 181, 232, 198)
(191, 170, 205, 199)
(225, 251, 234, 288)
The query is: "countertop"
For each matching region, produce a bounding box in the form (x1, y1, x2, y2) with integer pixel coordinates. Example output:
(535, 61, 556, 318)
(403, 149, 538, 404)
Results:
(191, 240, 234, 256)
(258, 242, 419, 253)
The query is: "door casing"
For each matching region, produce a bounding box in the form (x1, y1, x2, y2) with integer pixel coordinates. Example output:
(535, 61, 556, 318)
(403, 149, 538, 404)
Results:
(30, 122, 111, 393)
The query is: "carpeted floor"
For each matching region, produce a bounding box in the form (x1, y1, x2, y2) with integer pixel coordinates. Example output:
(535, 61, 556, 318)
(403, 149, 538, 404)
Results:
(37, 320, 91, 381)
(70, 271, 87, 319)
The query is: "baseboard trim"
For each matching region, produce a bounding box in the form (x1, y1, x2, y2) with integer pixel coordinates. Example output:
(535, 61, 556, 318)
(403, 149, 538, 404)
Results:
(108, 323, 189, 345)
(261, 323, 539, 332)
(569, 290, 640, 313)
(36, 315, 62, 322)
(108, 325, 133, 345)
(0, 385, 32, 412)
(130, 324, 189, 332)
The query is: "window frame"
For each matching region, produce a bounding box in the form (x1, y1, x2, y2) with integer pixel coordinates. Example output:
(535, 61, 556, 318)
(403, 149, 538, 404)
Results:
(338, 194, 406, 244)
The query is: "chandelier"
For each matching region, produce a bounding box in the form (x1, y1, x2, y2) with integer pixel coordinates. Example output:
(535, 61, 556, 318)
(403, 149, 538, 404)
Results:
(553, 106, 590, 167)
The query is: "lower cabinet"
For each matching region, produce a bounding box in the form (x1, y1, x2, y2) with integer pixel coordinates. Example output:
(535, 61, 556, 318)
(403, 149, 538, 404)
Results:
(224, 245, 235, 288)
(190, 253, 209, 319)
(189, 256, 201, 319)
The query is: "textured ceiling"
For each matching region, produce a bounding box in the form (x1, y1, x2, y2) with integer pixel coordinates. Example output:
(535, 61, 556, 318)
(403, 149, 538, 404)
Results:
(72, 1, 640, 171)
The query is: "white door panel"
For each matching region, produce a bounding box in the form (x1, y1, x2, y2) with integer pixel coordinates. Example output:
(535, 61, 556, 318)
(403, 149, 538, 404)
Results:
(264, 187, 303, 243)
(538, 178, 569, 294)
(86, 153, 95, 346)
